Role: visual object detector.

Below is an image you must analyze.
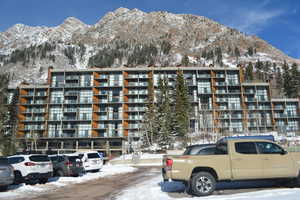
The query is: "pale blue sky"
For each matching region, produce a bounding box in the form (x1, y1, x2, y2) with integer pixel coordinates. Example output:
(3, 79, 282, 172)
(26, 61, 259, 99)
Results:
(0, 0, 299, 58)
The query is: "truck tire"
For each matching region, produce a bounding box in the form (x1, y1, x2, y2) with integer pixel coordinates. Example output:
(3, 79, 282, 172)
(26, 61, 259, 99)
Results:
(190, 172, 216, 196)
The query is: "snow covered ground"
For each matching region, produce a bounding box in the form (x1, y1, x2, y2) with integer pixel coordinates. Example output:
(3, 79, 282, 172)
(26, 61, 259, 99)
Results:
(116, 175, 300, 200)
(0, 165, 137, 200)
(112, 153, 164, 161)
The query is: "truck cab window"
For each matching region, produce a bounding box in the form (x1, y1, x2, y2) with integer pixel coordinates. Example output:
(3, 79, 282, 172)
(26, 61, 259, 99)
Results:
(256, 142, 284, 154)
(235, 142, 257, 154)
(215, 142, 228, 154)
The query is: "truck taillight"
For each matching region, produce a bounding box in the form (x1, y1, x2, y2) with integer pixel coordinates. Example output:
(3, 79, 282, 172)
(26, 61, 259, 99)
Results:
(65, 161, 73, 167)
(166, 158, 173, 169)
(24, 162, 36, 166)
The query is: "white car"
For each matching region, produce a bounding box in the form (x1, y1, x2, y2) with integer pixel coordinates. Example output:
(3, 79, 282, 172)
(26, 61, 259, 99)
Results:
(78, 151, 103, 172)
(8, 154, 53, 184)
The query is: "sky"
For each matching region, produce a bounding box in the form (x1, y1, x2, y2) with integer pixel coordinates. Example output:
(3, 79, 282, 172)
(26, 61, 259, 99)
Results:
(0, 0, 299, 59)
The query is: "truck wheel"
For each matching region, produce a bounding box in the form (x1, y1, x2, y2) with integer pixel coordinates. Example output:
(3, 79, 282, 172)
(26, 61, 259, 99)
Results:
(191, 172, 216, 196)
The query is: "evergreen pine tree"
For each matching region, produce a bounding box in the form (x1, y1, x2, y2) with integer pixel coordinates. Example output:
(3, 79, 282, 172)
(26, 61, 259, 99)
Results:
(245, 62, 254, 81)
(181, 55, 189, 66)
(290, 63, 299, 97)
(155, 76, 173, 149)
(282, 61, 294, 97)
(0, 73, 17, 155)
(174, 70, 191, 145)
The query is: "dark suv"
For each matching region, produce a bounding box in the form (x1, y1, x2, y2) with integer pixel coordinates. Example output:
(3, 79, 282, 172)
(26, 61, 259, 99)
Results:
(49, 155, 83, 177)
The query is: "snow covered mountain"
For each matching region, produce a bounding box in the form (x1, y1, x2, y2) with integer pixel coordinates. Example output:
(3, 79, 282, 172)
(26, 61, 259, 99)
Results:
(0, 7, 298, 86)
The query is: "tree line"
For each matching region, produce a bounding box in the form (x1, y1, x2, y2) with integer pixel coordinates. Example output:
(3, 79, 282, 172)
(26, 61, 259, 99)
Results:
(142, 70, 191, 150)
(244, 61, 299, 98)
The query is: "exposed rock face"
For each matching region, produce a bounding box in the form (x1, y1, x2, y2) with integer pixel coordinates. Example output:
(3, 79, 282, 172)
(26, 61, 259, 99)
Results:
(0, 7, 298, 86)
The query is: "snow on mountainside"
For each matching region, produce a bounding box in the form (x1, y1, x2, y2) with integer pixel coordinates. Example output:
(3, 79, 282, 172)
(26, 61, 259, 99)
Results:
(0, 7, 298, 87)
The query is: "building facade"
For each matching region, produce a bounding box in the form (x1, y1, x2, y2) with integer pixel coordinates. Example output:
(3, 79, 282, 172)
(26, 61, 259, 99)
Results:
(9, 67, 300, 155)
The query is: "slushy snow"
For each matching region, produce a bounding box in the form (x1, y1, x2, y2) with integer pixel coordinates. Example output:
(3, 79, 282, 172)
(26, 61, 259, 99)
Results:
(117, 175, 300, 200)
(0, 165, 136, 199)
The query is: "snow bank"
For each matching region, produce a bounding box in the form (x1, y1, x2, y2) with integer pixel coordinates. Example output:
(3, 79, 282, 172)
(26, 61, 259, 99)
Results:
(117, 175, 300, 200)
(112, 153, 164, 161)
(0, 165, 137, 199)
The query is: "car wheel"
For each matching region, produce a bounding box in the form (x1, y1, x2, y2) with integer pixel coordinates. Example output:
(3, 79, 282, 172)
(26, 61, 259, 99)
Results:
(13, 171, 24, 184)
(39, 178, 48, 184)
(191, 172, 216, 196)
(0, 185, 8, 191)
(57, 170, 64, 177)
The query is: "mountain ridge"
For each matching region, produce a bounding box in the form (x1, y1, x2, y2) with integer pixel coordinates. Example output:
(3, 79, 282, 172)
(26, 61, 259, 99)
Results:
(0, 8, 299, 87)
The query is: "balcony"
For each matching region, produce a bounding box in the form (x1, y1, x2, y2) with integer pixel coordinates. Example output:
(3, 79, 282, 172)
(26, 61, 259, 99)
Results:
(65, 75, 79, 80)
(197, 74, 210, 78)
(245, 98, 256, 102)
(216, 74, 225, 78)
(65, 91, 79, 96)
(215, 82, 226, 86)
(64, 108, 77, 113)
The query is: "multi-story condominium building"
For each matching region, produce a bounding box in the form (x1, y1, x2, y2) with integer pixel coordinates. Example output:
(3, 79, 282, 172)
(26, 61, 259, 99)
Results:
(8, 67, 300, 155)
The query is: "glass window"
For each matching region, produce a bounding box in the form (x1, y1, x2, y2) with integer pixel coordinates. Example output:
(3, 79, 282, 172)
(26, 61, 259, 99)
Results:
(29, 155, 50, 162)
(235, 142, 257, 154)
(87, 153, 100, 159)
(8, 157, 25, 164)
(256, 142, 284, 154)
(198, 147, 216, 155)
(0, 157, 8, 164)
(215, 142, 228, 154)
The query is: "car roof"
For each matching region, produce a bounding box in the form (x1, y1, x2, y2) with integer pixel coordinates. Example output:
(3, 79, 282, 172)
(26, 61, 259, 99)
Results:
(186, 144, 216, 148)
(217, 135, 275, 143)
(8, 154, 47, 157)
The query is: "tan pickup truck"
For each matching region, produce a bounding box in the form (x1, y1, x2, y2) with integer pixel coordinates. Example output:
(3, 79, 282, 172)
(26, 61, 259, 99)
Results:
(162, 138, 300, 196)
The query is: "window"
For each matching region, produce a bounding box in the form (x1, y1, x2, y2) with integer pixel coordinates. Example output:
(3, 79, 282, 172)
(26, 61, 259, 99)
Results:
(198, 147, 216, 155)
(256, 142, 284, 154)
(235, 142, 257, 154)
(0, 157, 8, 164)
(29, 155, 50, 162)
(215, 142, 228, 154)
(8, 157, 25, 164)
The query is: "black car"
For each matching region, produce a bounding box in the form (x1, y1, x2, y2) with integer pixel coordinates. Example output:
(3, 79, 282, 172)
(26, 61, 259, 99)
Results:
(183, 144, 216, 155)
(49, 155, 83, 177)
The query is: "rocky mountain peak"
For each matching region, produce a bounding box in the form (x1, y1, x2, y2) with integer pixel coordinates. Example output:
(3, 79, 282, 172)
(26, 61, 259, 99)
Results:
(0, 7, 299, 88)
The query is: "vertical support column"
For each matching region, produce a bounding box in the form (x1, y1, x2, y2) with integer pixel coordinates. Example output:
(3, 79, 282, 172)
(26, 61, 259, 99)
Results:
(91, 140, 94, 150)
(76, 140, 79, 151)
(106, 140, 111, 159)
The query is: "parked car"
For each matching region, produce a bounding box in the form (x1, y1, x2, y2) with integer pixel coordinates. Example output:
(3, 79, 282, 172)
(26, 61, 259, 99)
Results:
(0, 157, 14, 191)
(8, 154, 53, 184)
(183, 144, 216, 155)
(49, 154, 83, 177)
(78, 151, 103, 172)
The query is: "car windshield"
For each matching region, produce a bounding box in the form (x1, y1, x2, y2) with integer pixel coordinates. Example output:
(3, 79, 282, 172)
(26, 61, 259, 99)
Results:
(68, 156, 80, 162)
(0, 157, 8, 165)
(87, 153, 100, 159)
(29, 155, 50, 162)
